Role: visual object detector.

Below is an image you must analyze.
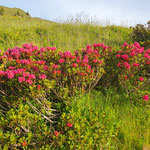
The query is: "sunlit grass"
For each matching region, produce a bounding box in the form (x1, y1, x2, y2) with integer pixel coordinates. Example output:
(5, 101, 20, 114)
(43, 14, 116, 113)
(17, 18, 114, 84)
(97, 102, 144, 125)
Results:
(72, 89, 150, 149)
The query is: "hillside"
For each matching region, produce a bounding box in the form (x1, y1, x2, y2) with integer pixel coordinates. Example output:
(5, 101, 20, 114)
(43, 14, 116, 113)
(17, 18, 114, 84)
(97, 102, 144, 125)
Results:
(0, 5, 132, 51)
(0, 5, 30, 17)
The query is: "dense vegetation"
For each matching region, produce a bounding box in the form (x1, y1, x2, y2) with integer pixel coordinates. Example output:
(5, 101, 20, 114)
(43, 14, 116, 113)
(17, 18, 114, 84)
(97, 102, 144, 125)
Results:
(0, 6, 150, 150)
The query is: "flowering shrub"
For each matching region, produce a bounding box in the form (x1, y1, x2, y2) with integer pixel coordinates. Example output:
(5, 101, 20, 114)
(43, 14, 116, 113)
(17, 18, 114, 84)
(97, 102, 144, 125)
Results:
(0, 43, 107, 149)
(52, 99, 119, 150)
(116, 42, 150, 102)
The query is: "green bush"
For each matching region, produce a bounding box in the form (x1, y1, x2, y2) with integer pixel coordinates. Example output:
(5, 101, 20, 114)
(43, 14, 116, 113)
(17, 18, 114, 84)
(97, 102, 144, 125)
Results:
(53, 98, 119, 150)
(131, 23, 150, 49)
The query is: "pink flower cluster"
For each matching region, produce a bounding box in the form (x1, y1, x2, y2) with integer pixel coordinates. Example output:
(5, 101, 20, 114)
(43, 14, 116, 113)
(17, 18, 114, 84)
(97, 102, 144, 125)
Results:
(116, 42, 149, 101)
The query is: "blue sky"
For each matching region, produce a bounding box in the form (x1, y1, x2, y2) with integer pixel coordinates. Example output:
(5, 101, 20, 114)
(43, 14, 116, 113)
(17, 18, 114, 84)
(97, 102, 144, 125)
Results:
(0, 0, 150, 26)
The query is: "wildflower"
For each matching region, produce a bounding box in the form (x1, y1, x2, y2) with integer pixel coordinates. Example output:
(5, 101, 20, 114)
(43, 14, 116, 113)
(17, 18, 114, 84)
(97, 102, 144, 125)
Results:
(121, 54, 129, 61)
(117, 63, 121, 67)
(116, 54, 121, 58)
(54, 131, 59, 137)
(57, 70, 61, 74)
(93, 59, 98, 63)
(39, 74, 47, 79)
(143, 95, 149, 101)
(18, 77, 25, 83)
(124, 76, 127, 80)
(26, 79, 32, 84)
(72, 63, 77, 67)
(23, 72, 29, 77)
(138, 77, 144, 82)
(22, 140, 27, 146)
(0, 70, 4, 76)
(29, 74, 36, 79)
(37, 85, 41, 90)
(67, 122, 73, 128)
(59, 58, 64, 63)
(7, 71, 14, 79)
(132, 63, 139, 67)
(53, 64, 58, 68)
(83, 58, 88, 63)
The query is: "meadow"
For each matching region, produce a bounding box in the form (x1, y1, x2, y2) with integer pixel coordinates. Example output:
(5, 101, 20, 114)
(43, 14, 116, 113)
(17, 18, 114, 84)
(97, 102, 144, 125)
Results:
(0, 7, 150, 150)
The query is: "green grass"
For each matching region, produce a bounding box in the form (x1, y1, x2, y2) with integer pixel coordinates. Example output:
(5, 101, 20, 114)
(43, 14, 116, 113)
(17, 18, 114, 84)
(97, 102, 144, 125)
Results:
(0, 14, 132, 51)
(72, 90, 150, 150)
(1, 6, 149, 149)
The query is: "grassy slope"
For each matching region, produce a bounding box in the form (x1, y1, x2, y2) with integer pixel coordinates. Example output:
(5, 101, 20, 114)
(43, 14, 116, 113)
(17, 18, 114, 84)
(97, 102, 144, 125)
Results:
(75, 90, 150, 149)
(0, 14, 132, 51)
(1, 6, 149, 150)
(0, 5, 29, 17)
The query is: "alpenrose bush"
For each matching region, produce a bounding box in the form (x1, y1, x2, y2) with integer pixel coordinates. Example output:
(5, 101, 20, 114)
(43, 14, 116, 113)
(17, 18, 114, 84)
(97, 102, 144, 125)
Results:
(52, 99, 119, 150)
(0, 43, 109, 149)
(116, 42, 150, 102)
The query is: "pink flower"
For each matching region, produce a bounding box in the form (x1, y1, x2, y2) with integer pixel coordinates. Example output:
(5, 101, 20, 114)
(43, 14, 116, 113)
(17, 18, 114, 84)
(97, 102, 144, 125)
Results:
(87, 45, 91, 49)
(117, 63, 121, 67)
(59, 58, 64, 63)
(121, 54, 129, 61)
(116, 54, 121, 58)
(98, 61, 103, 64)
(93, 59, 98, 63)
(138, 77, 144, 82)
(37, 85, 41, 90)
(29, 74, 36, 79)
(124, 76, 127, 80)
(132, 63, 139, 67)
(0, 70, 4, 76)
(18, 77, 25, 83)
(72, 63, 77, 67)
(83, 58, 88, 63)
(7, 71, 14, 79)
(39, 74, 46, 79)
(143, 95, 149, 101)
(57, 70, 61, 74)
(53, 64, 58, 68)
(54, 131, 59, 137)
(53, 70, 56, 75)
(23, 72, 29, 77)
(126, 64, 130, 69)
(26, 79, 32, 84)
(67, 122, 73, 128)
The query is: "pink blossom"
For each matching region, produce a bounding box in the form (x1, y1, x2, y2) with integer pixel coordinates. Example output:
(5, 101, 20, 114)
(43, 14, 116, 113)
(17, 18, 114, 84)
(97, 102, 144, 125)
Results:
(29, 74, 36, 79)
(83, 58, 88, 63)
(72, 63, 77, 67)
(53, 64, 58, 68)
(18, 77, 25, 83)
(0, 70, 4, 76)
(117, 63, 121, 67)
(132, 63, 139, 67)
(143, 95, 149, 101)
(23, 72, 29, 77)
(87, 45, 91, 49)
(7, 71, 14, 79)
(43, 65, 49, 70)
(116, 54, 121, 58)
(98, 61, 103, 64)
(59, 58, 65, 63)
(26, 79, 32, 84)
(121, 54, 129, 61)
(37, 85, 41, 90)
(54, 131, 59, 137)
(57, 70, 61, 74)
(67, 122, 73, 128)
(138, 77, 144, 82)
(39, 74, 46, 79)
(93, 59, 98, 63)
